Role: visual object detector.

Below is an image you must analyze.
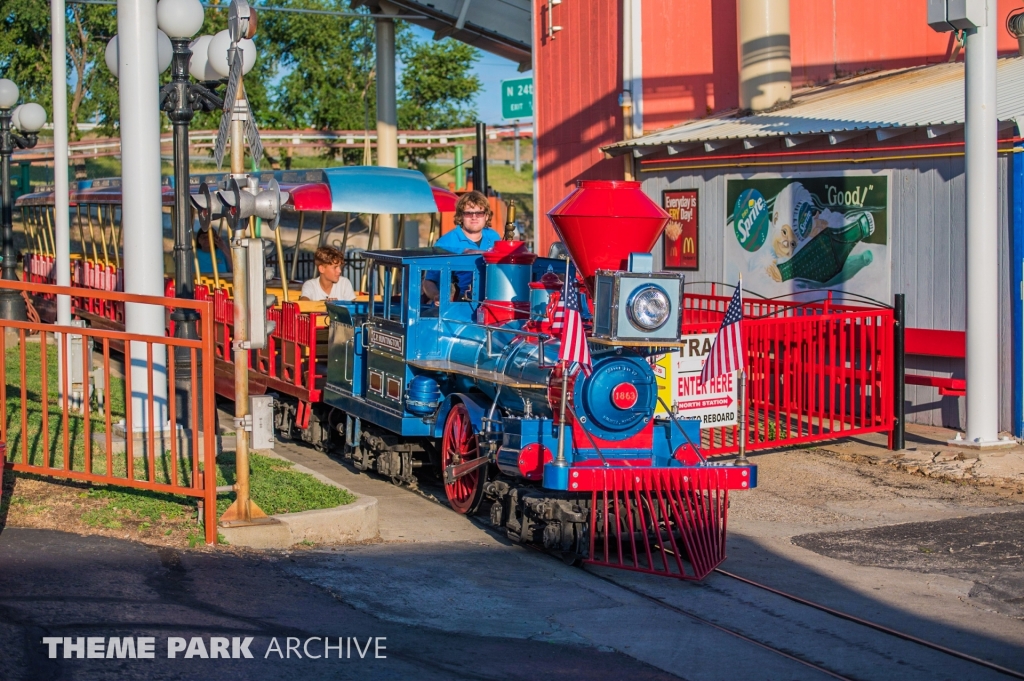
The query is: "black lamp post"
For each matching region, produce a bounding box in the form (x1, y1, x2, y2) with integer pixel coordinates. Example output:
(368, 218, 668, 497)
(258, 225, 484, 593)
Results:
(0, 81, 45, 321)
(159, 38, 222, 347)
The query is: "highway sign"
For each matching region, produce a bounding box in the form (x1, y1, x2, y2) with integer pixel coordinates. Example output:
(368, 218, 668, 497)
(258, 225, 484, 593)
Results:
(501, 77, 533, 119)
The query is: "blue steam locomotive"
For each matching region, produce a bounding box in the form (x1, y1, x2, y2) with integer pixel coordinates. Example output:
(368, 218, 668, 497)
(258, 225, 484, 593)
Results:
(321, 177, 756, 580)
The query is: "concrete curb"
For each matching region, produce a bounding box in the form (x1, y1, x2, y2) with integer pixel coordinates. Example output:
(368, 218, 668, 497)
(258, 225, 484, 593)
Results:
(218, 449, 379, 549)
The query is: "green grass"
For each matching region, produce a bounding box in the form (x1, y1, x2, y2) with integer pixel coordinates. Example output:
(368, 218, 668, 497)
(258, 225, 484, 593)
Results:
(1, 340, 129, 472)
(1, 342, 354, 541)
(215, 451, 356, 516)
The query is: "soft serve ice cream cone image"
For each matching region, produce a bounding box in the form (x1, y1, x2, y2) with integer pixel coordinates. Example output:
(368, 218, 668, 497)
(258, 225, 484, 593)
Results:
(765, 181, 875, 285)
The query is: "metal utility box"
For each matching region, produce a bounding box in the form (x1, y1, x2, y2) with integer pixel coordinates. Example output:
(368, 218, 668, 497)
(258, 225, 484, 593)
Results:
(928, 0, 985, 31)
(592, 270, 684, 342)
(250, 395, 275, 449)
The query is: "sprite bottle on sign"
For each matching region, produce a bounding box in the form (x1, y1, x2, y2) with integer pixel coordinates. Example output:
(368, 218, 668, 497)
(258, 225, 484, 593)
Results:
(733, 188, 769, 252)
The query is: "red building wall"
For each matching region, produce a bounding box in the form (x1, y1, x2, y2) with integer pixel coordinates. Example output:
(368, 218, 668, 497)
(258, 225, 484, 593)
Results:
(533, 0, 625, 257)
(534, 0, 1021, 254)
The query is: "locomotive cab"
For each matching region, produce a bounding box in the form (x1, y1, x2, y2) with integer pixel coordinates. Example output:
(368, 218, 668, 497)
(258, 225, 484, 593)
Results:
(324, 248, 487, 435)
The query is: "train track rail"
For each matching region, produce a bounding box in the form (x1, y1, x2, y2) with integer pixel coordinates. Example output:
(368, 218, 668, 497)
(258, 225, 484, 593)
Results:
(582, 568, 857, 681)
(582, 564, 1024, 681)
(712, 568, 1024, 681)
(466, 508, 1024, 680)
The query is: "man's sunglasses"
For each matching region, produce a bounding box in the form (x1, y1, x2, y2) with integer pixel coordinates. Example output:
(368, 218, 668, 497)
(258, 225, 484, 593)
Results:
(462, 211, 488, 218)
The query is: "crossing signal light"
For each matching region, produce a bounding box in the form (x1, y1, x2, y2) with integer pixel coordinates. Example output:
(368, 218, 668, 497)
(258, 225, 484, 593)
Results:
(190, 182, 227, 232)
(219, 177, 287, 231)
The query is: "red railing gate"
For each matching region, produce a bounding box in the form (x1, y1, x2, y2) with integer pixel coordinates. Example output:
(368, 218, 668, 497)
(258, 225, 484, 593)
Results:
(682, 293, 895, 456)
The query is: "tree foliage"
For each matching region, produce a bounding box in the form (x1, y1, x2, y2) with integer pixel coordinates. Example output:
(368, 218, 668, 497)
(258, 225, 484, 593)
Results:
(0, 1, 56, 116)
(399, 39, 479, 132)
(0, 0, 480, 164)
(399, 38, 480, 164)
(66, 3, 119, 139)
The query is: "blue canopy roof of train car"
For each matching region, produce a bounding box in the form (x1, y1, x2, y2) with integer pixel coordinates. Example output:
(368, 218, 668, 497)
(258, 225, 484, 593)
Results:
(321, 166, 439, 214)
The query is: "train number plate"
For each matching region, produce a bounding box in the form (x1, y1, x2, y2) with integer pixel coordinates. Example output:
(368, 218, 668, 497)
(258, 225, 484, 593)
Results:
(369, 329, 404, 354)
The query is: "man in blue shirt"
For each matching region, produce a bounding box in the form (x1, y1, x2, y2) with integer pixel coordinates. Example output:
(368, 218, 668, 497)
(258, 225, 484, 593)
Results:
(423, 190, 502, 304)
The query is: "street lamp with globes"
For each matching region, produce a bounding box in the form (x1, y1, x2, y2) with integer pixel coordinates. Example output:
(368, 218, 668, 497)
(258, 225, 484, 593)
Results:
(154, 0, 225, 356)
(106, 0, 259, 424)
(0, 79, 46, 321)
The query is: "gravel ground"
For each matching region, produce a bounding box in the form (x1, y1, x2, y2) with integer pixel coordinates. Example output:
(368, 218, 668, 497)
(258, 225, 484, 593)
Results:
(728, 447, 1021, 530)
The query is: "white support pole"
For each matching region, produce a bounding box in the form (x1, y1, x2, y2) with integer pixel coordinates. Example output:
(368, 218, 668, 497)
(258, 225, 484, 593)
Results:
(964, 1, 1000, 444)
(375, 13, 398, 250)
(117, 0, 168, 432)
(51, 0, 71, 325)
(628, 0, 643, 138)
(513, 121, 521, 173)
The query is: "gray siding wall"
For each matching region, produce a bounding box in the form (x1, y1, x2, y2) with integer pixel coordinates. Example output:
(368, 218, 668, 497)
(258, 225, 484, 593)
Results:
(642, 153, 1013, 432)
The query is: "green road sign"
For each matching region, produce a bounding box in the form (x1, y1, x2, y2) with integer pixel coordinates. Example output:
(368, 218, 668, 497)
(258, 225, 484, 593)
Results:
(501, 77, 533, 119)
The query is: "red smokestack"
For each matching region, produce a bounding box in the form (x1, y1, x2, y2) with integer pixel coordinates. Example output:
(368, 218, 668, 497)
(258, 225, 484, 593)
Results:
(547, 180, 669, 293)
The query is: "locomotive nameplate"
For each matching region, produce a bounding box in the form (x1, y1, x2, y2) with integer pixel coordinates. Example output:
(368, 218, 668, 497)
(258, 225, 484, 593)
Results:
(369, 328, 404, 354)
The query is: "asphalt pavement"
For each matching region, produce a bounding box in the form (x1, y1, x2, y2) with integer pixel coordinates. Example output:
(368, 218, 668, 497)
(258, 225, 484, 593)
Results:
(3, 439, 1024, 681)
(0, 528, 678, 681)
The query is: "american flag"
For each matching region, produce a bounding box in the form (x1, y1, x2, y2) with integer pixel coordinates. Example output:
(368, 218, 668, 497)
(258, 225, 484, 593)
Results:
(553, 261, 592, 375)
(700, 283, 744, 384)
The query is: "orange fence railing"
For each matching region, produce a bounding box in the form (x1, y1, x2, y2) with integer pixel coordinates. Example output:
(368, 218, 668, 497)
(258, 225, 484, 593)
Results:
(0, 280, 219, 543)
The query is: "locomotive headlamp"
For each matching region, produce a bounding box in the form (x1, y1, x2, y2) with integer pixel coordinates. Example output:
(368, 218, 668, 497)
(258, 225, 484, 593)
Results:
(627, 284, 671, 332)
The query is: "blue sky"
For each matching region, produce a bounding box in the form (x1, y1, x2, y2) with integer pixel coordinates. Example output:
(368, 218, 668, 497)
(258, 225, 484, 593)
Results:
(405, 25, 532, 126)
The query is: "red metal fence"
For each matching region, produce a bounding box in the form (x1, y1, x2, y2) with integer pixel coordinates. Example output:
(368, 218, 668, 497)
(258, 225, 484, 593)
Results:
(0, 280, 219, 543)
(195, 285, 326, 430)
(682, 291, 895, 456)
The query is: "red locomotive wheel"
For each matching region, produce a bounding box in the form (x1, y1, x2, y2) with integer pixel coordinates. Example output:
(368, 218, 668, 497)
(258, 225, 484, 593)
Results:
(441, 403, 487, 515)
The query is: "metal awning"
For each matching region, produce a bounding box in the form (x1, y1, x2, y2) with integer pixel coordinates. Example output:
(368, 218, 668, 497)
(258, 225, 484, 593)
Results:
(605, 58, 1024, 157)
(379, 0, 531, 70)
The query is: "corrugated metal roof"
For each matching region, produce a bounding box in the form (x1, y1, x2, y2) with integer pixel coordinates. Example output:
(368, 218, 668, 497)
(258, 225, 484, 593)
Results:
(605, 58, 1024, 156)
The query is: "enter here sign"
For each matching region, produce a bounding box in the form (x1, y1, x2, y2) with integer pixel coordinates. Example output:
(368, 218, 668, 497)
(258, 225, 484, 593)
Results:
(652, 333, 738, 428)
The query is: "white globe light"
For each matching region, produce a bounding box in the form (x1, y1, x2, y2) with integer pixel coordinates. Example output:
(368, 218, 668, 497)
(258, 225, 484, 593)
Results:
(16, 102, 46, 133)
(157, 30, 173, 73)
(208, 30, 257, 78)
(0, 79, 19, 109)
(105, 35, 119, 76)
(188, 35, 220, 81)
(156, 0, 205, 39)
(10, 105, 22, 130)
